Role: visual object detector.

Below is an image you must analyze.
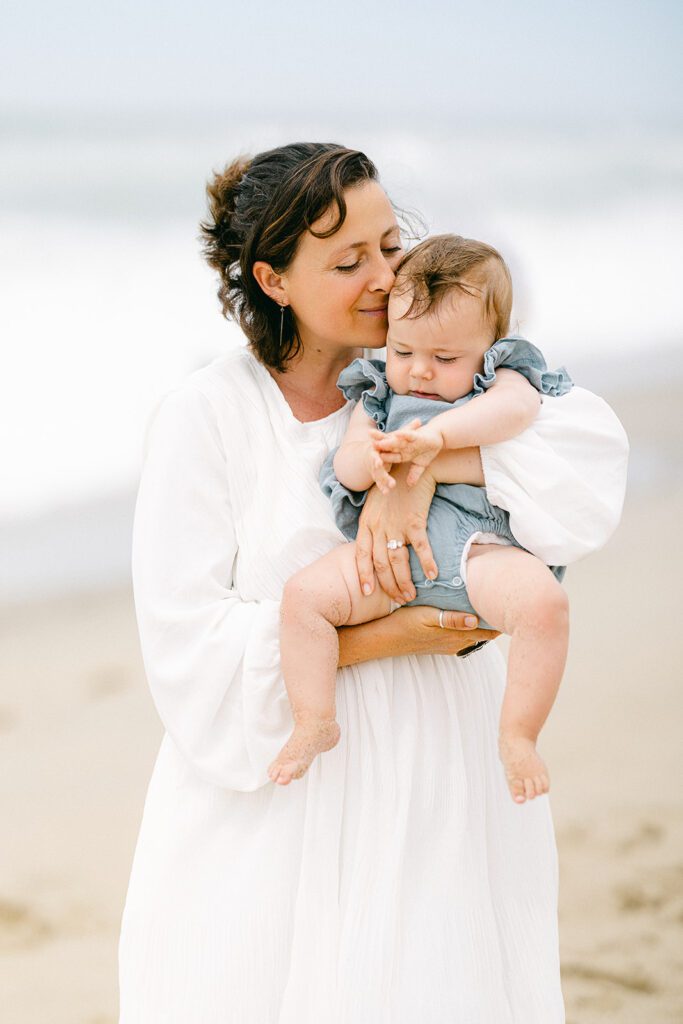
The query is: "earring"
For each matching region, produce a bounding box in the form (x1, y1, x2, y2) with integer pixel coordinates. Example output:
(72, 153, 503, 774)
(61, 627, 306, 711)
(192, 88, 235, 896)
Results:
(279, 304, 286, 347)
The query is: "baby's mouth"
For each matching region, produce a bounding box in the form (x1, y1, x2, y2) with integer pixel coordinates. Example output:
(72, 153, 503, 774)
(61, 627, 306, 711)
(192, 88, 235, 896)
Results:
(409, 389, 442, 400)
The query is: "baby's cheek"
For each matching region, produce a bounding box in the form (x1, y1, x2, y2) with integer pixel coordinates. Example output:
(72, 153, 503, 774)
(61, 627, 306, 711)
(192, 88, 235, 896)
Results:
(385, 359, 401, 392)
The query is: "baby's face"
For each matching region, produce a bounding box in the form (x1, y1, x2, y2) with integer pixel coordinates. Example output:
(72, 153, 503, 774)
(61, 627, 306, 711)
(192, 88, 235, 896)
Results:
(386, 284, 493, 402)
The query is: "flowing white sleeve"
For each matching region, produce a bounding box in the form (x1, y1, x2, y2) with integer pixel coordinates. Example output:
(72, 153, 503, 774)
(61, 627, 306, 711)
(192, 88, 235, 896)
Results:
(480, 386, 629, 564)
(132, 386, 291, 791)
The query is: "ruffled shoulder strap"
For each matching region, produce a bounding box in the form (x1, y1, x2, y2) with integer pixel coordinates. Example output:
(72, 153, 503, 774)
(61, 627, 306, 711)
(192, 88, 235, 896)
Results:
(336, 357, 390, 429)
(472, 336, 573, 397)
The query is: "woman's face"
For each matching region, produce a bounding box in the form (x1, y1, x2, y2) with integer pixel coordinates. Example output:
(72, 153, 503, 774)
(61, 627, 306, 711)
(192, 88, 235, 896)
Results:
(279, 181, 404, 354)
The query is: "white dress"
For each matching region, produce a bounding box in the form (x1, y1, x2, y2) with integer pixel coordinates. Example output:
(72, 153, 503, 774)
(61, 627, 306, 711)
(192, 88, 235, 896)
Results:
(119, 345, 628, 1024)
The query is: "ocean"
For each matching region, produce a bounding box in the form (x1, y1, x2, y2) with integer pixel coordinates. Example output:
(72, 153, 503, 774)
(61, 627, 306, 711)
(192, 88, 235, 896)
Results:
(1, 110, 681, 600)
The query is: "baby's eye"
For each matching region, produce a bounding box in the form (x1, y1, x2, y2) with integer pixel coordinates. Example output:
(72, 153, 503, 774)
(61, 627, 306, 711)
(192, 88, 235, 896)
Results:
(392, 349, 411, 357)
(436, 356, 458, 363)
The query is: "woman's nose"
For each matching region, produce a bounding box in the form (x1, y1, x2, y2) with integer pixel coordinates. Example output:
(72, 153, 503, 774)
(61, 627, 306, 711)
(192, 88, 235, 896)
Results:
(367, 252, 396, 293)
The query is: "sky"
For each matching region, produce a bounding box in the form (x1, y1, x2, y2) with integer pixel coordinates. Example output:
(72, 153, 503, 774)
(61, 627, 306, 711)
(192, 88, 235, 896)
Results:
(1, 0, 682, 124)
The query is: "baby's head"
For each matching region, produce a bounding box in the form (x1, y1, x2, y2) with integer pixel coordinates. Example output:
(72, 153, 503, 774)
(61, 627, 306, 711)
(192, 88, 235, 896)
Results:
(386, 234, 512, 402)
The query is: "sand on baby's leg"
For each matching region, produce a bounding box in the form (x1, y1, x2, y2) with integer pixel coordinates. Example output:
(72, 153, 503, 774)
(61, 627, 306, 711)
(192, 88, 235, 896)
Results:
(465, 544, 569, 805)
(268, 542, 394, 786)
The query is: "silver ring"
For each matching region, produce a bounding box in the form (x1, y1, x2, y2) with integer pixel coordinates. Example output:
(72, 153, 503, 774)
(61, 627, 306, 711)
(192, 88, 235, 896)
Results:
(438, 609, 445, 629)
(386, 539, 404, 550)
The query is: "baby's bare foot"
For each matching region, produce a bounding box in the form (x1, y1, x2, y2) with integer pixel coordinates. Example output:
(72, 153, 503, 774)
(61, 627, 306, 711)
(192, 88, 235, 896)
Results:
(267, 718, 341, 786)
(498, 734, 550, 805)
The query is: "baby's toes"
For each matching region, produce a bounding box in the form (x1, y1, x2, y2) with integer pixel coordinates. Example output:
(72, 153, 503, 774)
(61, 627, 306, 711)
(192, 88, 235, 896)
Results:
(524, 777, 537, 801)
(509, 778, 527, 804)
(277, 763, 300, 786)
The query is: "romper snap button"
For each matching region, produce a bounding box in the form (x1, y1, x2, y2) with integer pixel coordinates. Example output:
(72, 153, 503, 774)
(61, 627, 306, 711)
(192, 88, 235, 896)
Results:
(423, 578, 434, 588)
(451, 576, 463, 587)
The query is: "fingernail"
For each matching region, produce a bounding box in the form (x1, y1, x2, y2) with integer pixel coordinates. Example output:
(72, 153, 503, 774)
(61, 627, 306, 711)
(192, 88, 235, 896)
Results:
(427, 571, 437, 580)
(465, 615, 477, 627)
(403, 591, 413, 601)
(363, 583, 372, 596)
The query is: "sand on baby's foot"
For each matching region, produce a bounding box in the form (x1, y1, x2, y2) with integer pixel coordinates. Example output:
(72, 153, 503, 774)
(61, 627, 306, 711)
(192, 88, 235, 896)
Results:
(267, 719, 341, 786)
(498, 734, 550, 804)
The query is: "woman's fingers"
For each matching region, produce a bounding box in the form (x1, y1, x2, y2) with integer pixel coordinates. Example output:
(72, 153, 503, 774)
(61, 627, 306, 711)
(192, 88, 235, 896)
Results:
(438, 610, 481, 630)
(407, 526, 438, 581)
(355, 522, 376, 596)
(387, 545, 415, 602)
(368, 532, 405, 602)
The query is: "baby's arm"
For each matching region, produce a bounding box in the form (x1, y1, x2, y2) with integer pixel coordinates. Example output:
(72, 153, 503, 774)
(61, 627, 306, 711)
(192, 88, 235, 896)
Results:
(374, 370, 540, 485)
(431, 370, 540, 448)
(333, 402, 416, 494)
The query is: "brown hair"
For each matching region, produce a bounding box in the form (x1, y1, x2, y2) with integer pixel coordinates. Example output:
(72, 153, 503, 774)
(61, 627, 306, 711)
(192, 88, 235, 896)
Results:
(200, 143, 379, 371)
(395, 234, 513, 341)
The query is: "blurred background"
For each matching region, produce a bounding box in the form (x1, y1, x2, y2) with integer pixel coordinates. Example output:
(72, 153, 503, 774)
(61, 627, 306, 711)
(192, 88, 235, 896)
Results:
(1, 1, 681, 1021)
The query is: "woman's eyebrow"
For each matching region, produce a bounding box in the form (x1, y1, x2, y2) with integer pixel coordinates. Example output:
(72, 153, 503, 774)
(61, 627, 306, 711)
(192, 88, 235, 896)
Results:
(329, 225, 399, 260)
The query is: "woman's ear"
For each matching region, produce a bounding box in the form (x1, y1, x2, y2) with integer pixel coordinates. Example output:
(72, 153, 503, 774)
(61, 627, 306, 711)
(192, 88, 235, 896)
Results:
(252, 262, 288, 305)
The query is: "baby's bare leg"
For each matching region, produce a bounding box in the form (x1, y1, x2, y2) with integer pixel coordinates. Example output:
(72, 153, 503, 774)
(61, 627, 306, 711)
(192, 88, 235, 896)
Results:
(268, 543, 393, 786)
(466, 544, 569, 805)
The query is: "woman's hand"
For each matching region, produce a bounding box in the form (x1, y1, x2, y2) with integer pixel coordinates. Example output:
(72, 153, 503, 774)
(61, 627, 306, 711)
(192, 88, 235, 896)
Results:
(355, 463, 439, 604)
(390, 605, 499, 656)
(337, 604, 498, 666)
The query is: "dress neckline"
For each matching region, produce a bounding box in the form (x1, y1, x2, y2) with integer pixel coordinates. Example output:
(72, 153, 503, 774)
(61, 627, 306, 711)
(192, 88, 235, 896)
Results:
(244, 347, 351, 429)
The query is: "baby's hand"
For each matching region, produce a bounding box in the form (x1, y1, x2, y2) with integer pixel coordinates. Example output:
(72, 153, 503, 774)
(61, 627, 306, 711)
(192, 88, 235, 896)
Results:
(365, 444, 399, 495)
(372, 420, 444, 486)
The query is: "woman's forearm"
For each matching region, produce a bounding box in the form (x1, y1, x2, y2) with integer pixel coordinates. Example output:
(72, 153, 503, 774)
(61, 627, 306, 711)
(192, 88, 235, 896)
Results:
(429, 447, 485, 486)
(337, 606, 493, 666)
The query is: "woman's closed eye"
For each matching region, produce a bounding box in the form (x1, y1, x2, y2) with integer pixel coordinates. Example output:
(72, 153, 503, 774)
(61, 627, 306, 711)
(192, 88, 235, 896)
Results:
(335, 246, 402, 273)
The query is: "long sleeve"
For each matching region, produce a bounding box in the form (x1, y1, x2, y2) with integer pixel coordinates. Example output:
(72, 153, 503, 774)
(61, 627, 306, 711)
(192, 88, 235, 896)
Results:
(132, 385, 290, 791)
(480, 386, 629, 564)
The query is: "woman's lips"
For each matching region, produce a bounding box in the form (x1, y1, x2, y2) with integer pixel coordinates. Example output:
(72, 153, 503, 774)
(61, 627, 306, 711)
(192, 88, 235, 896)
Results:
(358, 306, 388, 318)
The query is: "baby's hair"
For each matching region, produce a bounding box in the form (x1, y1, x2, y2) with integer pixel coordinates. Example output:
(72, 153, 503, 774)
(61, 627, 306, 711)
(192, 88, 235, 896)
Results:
(395, 234, 512, 341)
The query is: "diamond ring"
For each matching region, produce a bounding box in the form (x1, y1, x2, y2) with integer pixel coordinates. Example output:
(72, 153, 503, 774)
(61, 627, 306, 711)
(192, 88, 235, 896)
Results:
(386, 539, 404, 550)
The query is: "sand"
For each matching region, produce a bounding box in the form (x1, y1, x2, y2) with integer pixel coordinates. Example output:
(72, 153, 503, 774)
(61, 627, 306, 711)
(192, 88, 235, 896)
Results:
(1, 394, 681, 1022)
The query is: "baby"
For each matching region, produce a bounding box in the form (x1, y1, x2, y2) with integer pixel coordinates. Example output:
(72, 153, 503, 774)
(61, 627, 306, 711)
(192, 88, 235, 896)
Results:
(268, 234, 573, 803)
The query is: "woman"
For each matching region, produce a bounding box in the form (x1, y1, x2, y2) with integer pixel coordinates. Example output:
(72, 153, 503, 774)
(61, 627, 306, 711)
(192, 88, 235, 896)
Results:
(119, 143, 627, 1022)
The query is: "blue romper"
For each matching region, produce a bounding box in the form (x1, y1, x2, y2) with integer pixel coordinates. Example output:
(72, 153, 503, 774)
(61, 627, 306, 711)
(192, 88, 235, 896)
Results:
(319, 336, 573, 630)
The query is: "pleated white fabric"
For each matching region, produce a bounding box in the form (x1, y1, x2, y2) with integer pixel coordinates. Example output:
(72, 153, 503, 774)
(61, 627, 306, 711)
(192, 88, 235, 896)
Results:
(119, 344, 624, 1022)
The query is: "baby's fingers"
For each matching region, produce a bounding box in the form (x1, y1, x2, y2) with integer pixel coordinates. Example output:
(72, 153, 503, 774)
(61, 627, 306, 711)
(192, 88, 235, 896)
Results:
(406, 464, 426, 487)
(374, 430, 417, 453)
(371, 444, 403, 463)
(370, 456, 396, 493)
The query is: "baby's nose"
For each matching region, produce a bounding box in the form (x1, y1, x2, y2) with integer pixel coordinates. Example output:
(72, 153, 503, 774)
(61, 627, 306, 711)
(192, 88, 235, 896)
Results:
(412, 361, 433, 381)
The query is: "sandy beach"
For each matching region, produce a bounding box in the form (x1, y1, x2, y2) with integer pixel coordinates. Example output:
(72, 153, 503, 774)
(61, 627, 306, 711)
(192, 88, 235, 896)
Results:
(1, 386, 681, 1023)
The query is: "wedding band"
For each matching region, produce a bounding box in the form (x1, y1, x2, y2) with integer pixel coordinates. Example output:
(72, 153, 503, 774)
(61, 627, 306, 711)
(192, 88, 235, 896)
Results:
(438, 609, 445, 629)
(386, 539, 404, 550)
